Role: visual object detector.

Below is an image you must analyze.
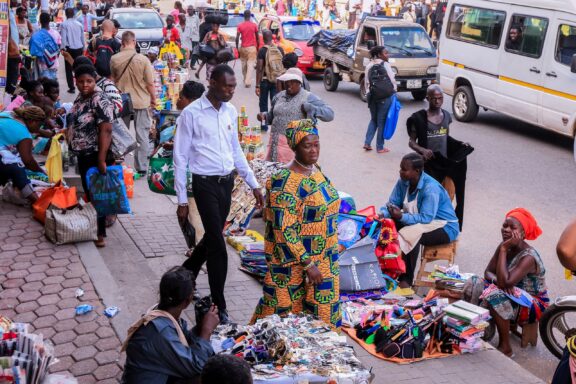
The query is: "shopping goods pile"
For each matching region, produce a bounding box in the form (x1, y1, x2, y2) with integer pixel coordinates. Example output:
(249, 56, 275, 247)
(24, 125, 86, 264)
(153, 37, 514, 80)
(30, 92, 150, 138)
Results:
(341, 292, 489, 363)
(307, 30, 357, 55)
(227, 230, 267, 279)
(225, 160, 284, 233)
(211, 314, 373, 383)
(0, 315, 76, 384)
(431, 265, 474, 294)
(152, 61, 188, 111)
(238, 106, 264, 162)
(444, 300, 491, 354)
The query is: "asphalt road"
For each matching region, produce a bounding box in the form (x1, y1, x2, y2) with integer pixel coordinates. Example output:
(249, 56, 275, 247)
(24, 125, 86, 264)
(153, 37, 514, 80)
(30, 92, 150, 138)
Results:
(219, 67, 575, 379)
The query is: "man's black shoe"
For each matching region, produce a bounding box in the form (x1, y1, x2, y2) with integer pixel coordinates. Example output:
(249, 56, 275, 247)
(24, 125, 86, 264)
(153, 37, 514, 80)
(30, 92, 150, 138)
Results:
(67, 88, 75, 94)
(219, 309, 231, 325)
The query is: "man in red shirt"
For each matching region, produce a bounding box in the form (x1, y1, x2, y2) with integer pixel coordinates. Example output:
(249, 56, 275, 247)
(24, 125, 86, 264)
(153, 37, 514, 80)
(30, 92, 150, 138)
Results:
(163, 15, 181, 46)
(235, 10, 259, 88)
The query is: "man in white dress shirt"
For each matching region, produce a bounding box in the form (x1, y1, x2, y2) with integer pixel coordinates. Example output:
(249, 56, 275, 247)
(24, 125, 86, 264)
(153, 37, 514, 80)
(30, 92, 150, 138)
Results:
(174, 64, 264, 324)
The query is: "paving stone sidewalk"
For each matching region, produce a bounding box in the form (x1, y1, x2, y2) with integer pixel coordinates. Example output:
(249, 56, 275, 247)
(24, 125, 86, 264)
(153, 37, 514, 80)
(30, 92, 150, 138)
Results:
(0, 201, 124, 384)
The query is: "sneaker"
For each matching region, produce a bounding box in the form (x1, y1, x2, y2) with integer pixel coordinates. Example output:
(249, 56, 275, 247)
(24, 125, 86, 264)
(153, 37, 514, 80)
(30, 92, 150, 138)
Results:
(219, 309, 231, 325)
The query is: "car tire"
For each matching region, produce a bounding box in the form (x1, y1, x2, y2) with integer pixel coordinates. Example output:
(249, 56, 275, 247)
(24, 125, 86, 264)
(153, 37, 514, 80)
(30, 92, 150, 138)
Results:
(323, 67, 339, 92)
(452, 85, 479, 122)
(411, 90, 427, 101)
(359, 78, 367, 103)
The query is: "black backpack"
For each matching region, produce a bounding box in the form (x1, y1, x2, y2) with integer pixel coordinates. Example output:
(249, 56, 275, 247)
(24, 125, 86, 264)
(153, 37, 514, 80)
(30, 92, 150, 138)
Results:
(368, 62, 395, 101)
(93, 38, 120, 77)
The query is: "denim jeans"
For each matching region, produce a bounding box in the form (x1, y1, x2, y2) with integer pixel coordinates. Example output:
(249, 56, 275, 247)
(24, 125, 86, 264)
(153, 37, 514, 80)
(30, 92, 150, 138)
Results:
(259, 80, 277, 131)
(364, 96, 392, 151)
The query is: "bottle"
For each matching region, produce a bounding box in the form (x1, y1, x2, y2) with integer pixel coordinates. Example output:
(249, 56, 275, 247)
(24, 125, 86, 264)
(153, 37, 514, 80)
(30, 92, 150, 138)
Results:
(123, 166, 134, 199)
(238, 106, 247, 143)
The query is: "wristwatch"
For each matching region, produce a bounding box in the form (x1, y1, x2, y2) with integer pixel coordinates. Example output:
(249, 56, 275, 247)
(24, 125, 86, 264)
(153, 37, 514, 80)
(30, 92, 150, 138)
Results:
(178, 203, 189, 207)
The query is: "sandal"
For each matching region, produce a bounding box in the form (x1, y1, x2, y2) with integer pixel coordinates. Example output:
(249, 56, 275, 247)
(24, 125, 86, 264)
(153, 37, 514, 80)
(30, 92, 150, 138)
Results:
(363, 145, 373, 151)
(94, 236, 106, 248)
(377, 148, 391, 154)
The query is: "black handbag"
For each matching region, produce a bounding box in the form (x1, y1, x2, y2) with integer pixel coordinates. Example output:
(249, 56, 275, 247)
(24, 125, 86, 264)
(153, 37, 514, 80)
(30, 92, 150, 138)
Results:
(199, 43, 216, 60)
(116, 54, 137, 118)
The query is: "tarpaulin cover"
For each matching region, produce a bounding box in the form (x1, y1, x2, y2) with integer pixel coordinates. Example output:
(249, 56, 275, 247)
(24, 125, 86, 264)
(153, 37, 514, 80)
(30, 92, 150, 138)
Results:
(307, 29, 357, 54)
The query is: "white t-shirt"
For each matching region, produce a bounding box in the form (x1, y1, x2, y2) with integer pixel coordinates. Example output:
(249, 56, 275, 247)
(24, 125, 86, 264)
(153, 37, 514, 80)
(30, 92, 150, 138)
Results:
(349, 0, 361, 14)
(361, 0, 375, 14)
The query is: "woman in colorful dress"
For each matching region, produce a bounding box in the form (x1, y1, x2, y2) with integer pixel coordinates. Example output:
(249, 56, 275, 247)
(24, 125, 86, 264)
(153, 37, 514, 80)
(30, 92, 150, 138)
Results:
(465, 208, 549, 357)
(251, 119, 341, 329)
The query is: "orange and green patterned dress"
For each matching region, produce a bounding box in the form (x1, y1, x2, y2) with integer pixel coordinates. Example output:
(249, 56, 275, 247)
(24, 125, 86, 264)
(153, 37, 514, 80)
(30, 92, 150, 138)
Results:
(251, 166, 341, 329)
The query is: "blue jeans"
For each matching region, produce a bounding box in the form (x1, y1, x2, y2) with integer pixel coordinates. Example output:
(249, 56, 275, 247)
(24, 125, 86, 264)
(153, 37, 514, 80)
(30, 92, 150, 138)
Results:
(364, 97, 392, 151)
(259, 80, 277, 131)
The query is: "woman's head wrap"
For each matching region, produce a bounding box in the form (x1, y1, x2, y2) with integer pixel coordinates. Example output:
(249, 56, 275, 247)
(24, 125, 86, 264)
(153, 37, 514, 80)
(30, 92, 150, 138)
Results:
(13, 106, 46, 122)
(285, 119, 318, 150)
(506, 208, 542, 240)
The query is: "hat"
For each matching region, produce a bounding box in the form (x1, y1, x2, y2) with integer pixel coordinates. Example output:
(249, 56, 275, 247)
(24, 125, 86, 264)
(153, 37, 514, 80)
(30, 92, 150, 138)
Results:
(148, 46, 160, 56)
(277, 67, 303, 83)
(506, 208, 542, 241)
(285, 119, 318, 150)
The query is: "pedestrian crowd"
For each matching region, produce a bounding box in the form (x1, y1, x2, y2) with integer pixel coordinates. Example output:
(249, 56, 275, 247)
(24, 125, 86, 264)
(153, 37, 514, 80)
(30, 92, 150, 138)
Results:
(1, 0, 575, 383)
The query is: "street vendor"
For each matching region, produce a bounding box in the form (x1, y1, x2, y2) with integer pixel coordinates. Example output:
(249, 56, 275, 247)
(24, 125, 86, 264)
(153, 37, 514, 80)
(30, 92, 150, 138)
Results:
(0, 106, 47, 204)
(121, 267, 219, 383)
(251, 119, 342, 330)
(381, 152, 459, 288)
(464, 208, 549, 357)
(407, 84, 473, 231)
(257, 67, 334, 163)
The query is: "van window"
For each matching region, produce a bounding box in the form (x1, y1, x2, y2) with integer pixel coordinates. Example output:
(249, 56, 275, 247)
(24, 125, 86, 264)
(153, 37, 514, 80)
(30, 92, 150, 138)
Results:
(556, 24, 576, 66)
(447, 4, 506, 48)
(360, 27, 377, 46)
(505, 15, 548, 58)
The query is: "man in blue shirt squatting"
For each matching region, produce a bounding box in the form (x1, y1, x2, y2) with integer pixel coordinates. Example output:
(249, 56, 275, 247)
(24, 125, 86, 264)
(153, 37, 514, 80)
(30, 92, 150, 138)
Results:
(380, 152, 460, 289)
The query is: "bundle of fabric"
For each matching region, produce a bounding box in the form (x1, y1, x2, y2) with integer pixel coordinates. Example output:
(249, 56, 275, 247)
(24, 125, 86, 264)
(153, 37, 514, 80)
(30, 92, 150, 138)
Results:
(307, 29, 357, 54)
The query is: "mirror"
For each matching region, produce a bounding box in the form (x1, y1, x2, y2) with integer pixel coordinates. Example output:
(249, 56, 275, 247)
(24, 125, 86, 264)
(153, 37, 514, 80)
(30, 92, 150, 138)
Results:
(366, 39, 376, 50)
(571, 54, 576, 73)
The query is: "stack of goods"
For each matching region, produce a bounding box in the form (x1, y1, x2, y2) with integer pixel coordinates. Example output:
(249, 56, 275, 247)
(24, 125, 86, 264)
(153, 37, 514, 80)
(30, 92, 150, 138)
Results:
(431, 265, 475, 298)
(0, 315, 56, 384)
(225, 160, 283, 233)
(227, 230, 267, 278)
(152, 61, 189, 111)
(341, 295, 471, 362)
(443, 300, 491, 354)
(237, 106, 264, 161)
(211, 314, 373, 383)
(308, 29, 357, 55)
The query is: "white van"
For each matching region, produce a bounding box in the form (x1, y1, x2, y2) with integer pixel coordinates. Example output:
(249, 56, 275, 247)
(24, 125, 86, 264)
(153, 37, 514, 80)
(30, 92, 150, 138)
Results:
(438, 0, 576, 139)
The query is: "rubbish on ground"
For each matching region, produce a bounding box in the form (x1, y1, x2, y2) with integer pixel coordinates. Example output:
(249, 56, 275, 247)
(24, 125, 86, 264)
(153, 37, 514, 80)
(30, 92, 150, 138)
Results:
(104, 306, 120, 318)
(75, 288, 84, 298)
(75, 304, 94, 316)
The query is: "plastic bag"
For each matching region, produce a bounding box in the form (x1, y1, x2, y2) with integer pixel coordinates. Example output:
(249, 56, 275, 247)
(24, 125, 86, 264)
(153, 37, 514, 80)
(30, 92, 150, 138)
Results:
(110, 119, 137, 158)
(180, 217, 196, 249)
(45, 133, 64, 183)
(148, 156, 193, 197)
(383, 94, 402, 140)
(32, 137, 50, 154)
(32, 181, 78, 223)
(159, 125, 176, 144)
(86, 165, 131, 216)
(160, 41, 184, 61)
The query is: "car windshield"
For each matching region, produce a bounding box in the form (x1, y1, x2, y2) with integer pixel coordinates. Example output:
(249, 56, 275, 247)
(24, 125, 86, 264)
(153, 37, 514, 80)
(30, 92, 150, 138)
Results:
(282, 21, 321, 41)
(113, 12, 163, 29)
(380, 27, 435, 55)
(225, 14, 257, 27)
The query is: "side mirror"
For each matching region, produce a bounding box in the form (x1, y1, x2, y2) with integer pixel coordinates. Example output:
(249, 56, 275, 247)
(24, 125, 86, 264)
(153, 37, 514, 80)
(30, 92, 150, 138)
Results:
(571, 54, 576, 74)
(366, 39, 376, 50)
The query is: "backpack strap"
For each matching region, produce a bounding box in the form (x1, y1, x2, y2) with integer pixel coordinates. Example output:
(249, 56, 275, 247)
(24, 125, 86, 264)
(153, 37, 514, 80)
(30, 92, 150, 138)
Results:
(117, 54, 137, 82)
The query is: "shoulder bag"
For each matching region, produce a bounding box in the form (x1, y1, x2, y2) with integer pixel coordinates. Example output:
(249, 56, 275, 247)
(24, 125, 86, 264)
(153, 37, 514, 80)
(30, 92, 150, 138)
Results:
(116, 54, 137, 118)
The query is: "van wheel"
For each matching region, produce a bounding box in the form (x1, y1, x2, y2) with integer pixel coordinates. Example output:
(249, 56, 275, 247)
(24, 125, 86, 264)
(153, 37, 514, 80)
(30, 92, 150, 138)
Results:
(453, 85, 479, 122)
(411, 90, 427, 101)
(359, 79, 367, 102)
(323, 67, 339, 92)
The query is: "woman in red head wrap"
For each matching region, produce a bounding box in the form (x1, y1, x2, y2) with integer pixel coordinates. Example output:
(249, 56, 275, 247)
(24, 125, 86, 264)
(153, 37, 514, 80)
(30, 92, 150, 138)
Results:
(464, 208, 549, 357)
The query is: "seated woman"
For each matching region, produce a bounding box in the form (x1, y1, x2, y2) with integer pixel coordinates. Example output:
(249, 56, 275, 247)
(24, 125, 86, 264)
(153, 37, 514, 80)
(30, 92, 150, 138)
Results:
(466, 208, 548, 357)
(251, 119, 341, 329)
(381, 152, 459, 288)
(0, 106, 47, 203)
(122, 266, 219, 383)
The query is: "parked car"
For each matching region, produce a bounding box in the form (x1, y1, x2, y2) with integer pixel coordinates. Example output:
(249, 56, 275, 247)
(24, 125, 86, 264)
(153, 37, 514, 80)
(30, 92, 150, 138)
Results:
(258, 15, 324, 75)
(312, 16, 438, 101)
(439, 0, 576, 144)
(108, 8, 164, 54)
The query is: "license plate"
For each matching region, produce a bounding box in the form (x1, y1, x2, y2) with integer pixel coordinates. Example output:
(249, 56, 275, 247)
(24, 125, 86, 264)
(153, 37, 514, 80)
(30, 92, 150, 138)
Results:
(312, 61, 325, 69)
(407, 79, 422, 89)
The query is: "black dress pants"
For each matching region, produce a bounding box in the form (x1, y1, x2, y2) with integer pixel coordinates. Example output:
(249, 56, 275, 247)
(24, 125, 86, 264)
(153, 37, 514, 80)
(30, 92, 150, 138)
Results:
(399, 227, 450, 286)
(65, 47, 84, 91)
(182, 174, 234, 310)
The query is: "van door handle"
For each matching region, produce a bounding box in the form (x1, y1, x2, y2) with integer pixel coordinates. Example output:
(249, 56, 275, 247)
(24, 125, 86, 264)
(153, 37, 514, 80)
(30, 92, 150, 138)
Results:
(546, 71, 558, 78)
(529, 67, 541, 74)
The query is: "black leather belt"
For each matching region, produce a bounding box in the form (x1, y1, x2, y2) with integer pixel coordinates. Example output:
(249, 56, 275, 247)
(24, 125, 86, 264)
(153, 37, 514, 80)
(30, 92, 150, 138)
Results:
(194, 173, 233, 183)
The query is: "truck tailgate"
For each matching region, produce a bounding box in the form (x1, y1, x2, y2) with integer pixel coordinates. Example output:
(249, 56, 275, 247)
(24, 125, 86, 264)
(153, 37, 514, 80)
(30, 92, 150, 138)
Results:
(313, 45, 354, 69)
